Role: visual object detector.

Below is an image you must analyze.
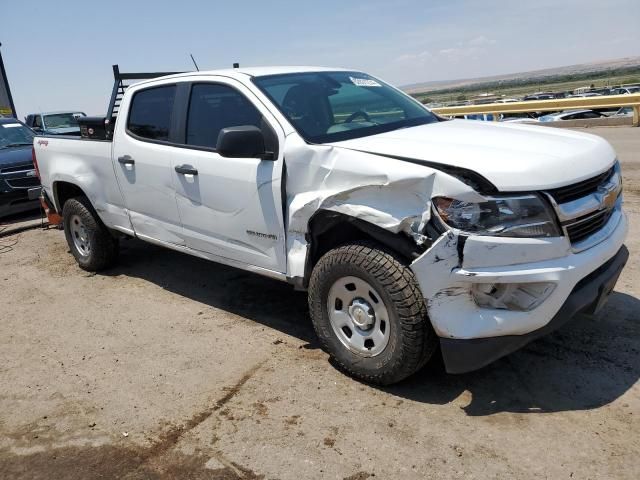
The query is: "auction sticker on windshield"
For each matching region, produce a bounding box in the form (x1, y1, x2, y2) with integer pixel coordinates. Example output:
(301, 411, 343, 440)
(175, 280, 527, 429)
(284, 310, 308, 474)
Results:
(350, 76, 381, 87)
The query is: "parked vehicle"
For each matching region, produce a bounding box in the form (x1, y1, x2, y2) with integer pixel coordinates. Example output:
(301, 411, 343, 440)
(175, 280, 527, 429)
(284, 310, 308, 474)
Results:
(0, 118, 40, 217)
(523, 93, 556, 101)
(611, 86, 640, 95)
(500, 112, 538, 123)
(610, 107, 633, 117)
(34, 66, 628, 384)
(538, 109, 607, 122)
(459, 113, 496, 121)
(25, 111, 86, 136)
(567, 92, 602, 98)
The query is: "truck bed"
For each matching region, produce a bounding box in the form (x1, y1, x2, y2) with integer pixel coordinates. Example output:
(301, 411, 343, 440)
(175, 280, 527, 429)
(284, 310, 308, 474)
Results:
(35, 135, 132, 233)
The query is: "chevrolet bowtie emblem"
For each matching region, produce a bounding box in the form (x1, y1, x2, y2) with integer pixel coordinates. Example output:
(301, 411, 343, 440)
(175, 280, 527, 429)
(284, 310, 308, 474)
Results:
(598, 185, 619, 210)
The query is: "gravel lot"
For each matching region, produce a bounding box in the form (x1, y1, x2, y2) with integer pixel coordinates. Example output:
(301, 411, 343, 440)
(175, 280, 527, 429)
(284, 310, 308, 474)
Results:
(1, 127, 638, 479)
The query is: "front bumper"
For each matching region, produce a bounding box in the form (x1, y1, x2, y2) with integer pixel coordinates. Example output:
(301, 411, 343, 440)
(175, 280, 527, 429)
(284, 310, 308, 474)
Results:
(440, 245, 628, 373)
(410, 209, 628, 373)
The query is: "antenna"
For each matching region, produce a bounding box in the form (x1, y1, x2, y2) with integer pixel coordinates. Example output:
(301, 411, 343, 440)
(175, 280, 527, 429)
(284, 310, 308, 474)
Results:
(190, 54, 200, 72)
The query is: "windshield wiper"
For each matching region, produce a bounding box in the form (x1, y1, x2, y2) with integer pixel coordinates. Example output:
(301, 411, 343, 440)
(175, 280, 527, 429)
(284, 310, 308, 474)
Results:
(3, 142, 33, 148)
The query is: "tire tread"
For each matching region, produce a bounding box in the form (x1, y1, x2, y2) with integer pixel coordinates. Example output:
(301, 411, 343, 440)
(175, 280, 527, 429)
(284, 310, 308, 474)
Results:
(309, 241, 437, 385)
(62, 196, 118, 271)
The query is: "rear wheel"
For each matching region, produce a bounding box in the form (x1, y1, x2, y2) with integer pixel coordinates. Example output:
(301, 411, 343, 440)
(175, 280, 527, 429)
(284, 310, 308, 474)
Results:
(309, 241, 437, 385)
(62, 196, 118, 271)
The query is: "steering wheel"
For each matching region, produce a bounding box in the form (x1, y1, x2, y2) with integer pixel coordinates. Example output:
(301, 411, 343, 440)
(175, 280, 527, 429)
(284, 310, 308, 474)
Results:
(345, 110, 371, 123)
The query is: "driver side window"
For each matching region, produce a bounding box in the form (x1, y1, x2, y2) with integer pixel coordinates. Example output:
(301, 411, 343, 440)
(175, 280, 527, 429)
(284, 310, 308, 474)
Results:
(186, 84, 262, 150)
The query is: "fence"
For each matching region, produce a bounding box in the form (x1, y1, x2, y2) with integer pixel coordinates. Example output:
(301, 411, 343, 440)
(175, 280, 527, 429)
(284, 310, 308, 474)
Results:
(430, 93, 640, 126)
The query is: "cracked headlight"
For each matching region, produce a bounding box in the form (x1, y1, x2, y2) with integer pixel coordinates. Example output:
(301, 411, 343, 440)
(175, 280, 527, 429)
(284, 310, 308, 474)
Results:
(433, 194, 560, 237)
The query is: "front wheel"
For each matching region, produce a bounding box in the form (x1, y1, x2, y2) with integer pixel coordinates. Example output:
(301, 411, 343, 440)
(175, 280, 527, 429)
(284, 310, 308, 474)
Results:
(308, 242, 437, 385)
(62, 196, 118, 271)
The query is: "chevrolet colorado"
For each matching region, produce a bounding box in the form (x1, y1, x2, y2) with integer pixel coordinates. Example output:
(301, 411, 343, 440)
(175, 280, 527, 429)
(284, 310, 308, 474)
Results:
(34, 67, 628, 384)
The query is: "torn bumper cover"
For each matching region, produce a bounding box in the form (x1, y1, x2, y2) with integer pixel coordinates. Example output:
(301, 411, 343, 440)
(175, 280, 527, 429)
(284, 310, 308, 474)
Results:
(410, 211, 628, 374)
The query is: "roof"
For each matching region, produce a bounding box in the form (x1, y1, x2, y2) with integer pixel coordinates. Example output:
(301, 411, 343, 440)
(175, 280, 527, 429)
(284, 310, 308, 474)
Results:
(27, 111, 86, 116)
(0, 117, 22, 124)
(230, 66, 351, 77)
(132, 66, 354, 87)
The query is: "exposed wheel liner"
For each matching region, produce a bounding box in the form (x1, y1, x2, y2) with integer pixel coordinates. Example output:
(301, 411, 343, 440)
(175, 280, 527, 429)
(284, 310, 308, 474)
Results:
(308, 241, 438, 385)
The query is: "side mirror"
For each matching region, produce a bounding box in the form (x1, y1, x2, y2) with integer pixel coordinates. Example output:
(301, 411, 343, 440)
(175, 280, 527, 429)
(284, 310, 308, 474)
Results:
(216, 125, 274, 160)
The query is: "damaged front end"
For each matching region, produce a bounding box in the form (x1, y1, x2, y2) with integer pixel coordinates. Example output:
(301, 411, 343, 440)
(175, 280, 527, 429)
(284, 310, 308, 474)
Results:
(410, 203, 628, 374)
(282, 135, 628, 375)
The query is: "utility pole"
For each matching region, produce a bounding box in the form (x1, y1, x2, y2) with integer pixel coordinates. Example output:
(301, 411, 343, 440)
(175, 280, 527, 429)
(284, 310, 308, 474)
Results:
(0, 42, 17, 118)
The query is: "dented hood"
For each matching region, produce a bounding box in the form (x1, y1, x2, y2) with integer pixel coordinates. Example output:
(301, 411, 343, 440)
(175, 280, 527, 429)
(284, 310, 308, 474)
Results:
(329, 120, 617, 191)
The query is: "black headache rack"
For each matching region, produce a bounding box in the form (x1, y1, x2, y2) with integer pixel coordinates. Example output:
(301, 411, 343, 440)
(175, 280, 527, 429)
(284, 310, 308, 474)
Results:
(78, 64, 183, 140)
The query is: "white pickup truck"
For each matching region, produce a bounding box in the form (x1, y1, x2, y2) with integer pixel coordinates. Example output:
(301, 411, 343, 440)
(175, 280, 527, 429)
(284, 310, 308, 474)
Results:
(34, 66, 628, 385)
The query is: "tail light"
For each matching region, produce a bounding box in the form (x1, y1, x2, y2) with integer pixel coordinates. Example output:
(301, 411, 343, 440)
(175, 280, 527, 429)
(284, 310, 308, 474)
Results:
(32, 146, 41, 180)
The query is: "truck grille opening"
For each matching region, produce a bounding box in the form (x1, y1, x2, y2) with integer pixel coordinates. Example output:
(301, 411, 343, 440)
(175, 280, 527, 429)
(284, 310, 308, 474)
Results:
(7, 177, 40, 189)
(548, 166, 615, 203)
(565, 208, 615, 244)
(0, 164, 34, 174)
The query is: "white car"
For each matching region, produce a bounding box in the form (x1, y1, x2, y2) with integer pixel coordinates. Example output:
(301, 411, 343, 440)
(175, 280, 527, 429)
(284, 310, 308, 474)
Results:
(611, 87, 640, 95)
(34, 66, 628, 384)
(538, 109, 606, 122)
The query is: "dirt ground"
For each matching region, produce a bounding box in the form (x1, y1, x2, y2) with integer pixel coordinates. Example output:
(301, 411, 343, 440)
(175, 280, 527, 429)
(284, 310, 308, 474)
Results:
(0, 127, 638, 479)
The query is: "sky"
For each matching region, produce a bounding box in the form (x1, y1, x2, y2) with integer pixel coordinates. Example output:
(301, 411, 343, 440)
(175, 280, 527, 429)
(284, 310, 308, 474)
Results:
(2, 0, 639, 116)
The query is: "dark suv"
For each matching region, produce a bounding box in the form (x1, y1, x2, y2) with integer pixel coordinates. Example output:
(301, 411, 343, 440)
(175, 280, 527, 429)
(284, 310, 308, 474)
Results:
(0, 118, 39, 218)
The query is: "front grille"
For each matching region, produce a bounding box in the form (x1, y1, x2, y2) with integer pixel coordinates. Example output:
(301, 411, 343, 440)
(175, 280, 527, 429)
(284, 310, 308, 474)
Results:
(548, 166, 615, 203)
(565, 208, 614, 244)
(7, 177, 40, 188)
(0, 163, 33, 174)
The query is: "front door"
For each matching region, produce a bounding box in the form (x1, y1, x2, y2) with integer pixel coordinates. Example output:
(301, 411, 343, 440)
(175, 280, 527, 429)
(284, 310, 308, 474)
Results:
(170, 80, 287, 272)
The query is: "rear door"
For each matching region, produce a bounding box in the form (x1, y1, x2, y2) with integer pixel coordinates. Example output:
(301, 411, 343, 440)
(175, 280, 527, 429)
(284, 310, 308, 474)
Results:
(169, 78, 287, 272)
(111, 83, 185, 245)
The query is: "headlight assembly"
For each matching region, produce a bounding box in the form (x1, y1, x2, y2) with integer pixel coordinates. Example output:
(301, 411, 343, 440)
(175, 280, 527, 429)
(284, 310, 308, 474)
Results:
(433, 194, 560, 238)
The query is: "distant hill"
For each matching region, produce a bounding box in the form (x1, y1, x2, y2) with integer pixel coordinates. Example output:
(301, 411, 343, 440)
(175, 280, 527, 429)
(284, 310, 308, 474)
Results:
(401, 56, 640, 94)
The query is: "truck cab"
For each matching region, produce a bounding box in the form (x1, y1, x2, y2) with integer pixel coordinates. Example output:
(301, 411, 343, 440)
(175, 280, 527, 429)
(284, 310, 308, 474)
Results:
(25, 111, 86, 136)
(33, 66, 628, 384)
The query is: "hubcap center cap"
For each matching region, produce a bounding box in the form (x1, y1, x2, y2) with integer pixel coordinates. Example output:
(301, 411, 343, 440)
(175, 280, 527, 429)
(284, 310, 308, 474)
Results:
(349, 299, 375, 330)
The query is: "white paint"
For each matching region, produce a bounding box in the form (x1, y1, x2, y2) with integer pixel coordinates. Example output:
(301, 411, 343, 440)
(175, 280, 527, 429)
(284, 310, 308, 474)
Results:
(330, 120, 617, 191)
(34, 65, 628, 346)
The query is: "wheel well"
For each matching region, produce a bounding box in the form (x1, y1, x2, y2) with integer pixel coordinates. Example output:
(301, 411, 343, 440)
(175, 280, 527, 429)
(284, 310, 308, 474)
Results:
(303, 210, 428, 288)
(53, 182, 86, 212)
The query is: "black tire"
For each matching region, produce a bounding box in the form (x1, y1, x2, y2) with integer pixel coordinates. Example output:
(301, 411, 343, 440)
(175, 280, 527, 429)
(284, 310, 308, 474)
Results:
(62, 196, 118, 271)
(308, 241, 437, 385)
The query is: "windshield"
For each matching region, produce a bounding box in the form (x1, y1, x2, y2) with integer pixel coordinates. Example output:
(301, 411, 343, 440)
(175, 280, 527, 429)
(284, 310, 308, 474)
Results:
(0, 122, 35, 149)
(43, 112, 84, 129)
(253, 71, 438, 143)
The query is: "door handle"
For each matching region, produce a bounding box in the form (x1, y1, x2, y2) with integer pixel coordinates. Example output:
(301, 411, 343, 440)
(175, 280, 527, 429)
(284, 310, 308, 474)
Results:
(118, 155, 135, 166)
(175, 165, 198, 176)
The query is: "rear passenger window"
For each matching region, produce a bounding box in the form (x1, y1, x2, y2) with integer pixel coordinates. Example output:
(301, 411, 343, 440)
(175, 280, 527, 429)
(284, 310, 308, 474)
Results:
(186, 84, 262, 149)
(128, 86, 176, 141)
